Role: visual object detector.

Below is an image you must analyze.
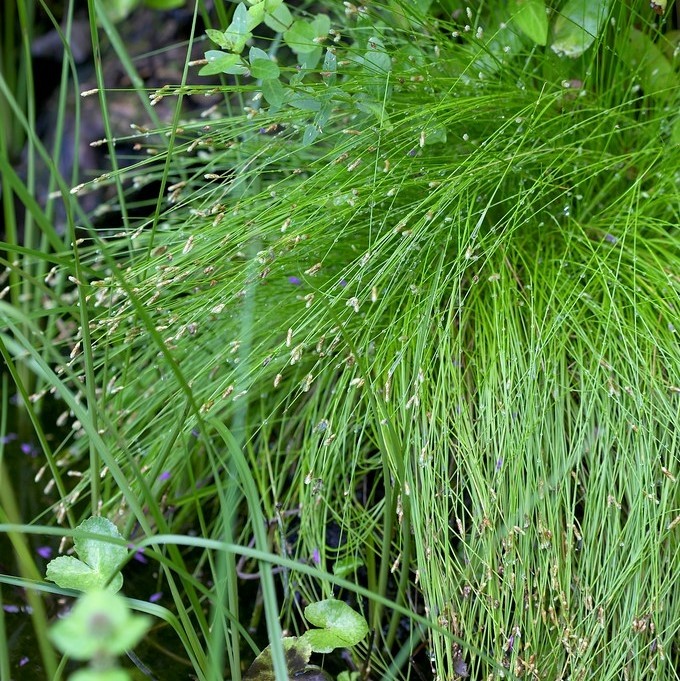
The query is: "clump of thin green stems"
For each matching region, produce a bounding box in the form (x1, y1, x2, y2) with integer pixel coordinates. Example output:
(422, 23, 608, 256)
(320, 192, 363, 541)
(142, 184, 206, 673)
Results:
(2, 0, 679, 679)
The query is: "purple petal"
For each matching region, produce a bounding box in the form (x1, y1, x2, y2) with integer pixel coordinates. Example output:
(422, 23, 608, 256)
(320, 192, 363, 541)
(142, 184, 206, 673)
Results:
(3, 605, 20, 613)
(36, 546, 52, 559)
(133, 550, 148, 564)
(288, 276, 302, 286)
(1, 433, 17, 445)
(19, 657, 29, 667)
(21, 442, 37, 457)
(312, 548, 321, 565)
(338, 278, 347, 288)
(159, 471, 171, 481)
(149, 592, 163, 603)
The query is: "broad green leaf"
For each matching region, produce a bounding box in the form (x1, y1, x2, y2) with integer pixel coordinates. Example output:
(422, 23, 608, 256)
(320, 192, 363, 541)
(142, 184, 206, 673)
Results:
(423, 124, 447, 145)
(303, 125, 320, 145)
(223, 2, 252, 53)
(251, 58, 280, 79)
(249, 46, 271, 63)
(288, 93, 321, 111)
(354, 96, 391, 128)
(247, 2, 266, 29)
(510, 0, 548, 46)
(322, 49, 337, 85)
(45, 556, 124, 593)
(261, 78, 285, 107)
(284, 20, 318, 55)
(300, 600, 368, 654)
(299, 47, 323, 71)
(249, 46, 281, 79)
(363, 36, 391, 75)
(75, 517, 126, 572)
(199, 51, 248, 76)
(264, 0, 283, 9)
(205, 28, 231, 50)
(551, 0, 610, 58)
(264, 3, 293, 32)
(659, 30, 680, 65)
(312, 13, 331, 38)
(49, 589, 150, 660)
(46, 517, 126, 593)
(243, 637, 312, 680)
(623, 28, 677, 97)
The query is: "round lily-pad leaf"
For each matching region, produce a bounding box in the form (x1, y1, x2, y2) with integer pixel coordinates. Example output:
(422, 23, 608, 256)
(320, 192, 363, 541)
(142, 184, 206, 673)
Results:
(49, 589, 151, 659)
(46, 517, 126, 593)
(300, 600, 368, 654)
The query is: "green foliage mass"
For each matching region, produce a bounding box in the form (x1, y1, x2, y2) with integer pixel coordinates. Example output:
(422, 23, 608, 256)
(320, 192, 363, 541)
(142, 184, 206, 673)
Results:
(1, 0, 679, 679)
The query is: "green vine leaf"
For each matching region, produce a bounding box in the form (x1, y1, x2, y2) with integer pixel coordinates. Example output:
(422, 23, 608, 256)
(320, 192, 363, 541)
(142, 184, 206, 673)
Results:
(46, 517, 126, 593)
(284, 20, 318, 55)
(200, 51, 248, 76)
(249, 46, 280, 79)
(223, 2, 253, 54)
(261, 78, 286, 107)
(264, 3, 293, 33)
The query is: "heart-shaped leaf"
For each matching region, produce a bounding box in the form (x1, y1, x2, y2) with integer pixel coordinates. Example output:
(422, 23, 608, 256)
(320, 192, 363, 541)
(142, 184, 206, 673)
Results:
(300, 599, 369, 654)
(46, 517, 126, 593)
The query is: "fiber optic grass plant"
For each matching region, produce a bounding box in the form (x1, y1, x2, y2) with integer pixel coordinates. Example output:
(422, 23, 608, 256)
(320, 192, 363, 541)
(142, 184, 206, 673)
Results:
(2, 0, 680, 679)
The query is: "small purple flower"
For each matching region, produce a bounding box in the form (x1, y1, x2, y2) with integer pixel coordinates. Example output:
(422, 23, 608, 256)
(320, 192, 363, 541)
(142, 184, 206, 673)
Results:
(133, 549, 148, 564)
(495, 458, 503, 472)
(604, 233, 617, 245)
(36, 546, 52, 560)
(338, 278, 347, 288)
(191, 428, 200, 438)
(3, 605, 20, 614)
(288, 276, 302, 286)
(149, 592, 163, 603)
(312, 548, 321, 565)
(159, 471, 171, 481)
(19, 657, 29, 667)
(407, 148, 418, 157)
(0, 433, 17, 445)
(21, 442, 38, 457)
